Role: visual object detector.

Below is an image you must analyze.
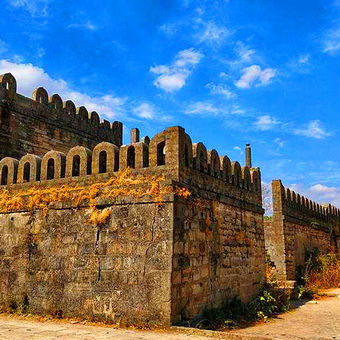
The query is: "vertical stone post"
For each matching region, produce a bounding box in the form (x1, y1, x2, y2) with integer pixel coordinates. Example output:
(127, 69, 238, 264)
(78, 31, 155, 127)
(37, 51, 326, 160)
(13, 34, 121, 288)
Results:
(246, 143, 252, 168)
(131, 128, 140, 144)
(264, 180, 288, 281)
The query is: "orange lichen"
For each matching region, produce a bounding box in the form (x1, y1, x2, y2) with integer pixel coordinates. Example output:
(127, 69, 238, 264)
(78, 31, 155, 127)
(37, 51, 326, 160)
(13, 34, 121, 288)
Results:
(0, 169, 191, 225)
(89, 208, 112, 226)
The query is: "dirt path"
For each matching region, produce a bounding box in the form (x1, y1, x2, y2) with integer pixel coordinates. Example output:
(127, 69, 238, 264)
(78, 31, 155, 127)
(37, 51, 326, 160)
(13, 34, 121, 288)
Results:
(228, 288, 340, 340)
(0, 289, 339, 340)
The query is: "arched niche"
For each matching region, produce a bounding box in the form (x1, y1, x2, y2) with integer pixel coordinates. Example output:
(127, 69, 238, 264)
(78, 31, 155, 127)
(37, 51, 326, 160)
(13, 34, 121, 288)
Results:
(17, 154, 41, 183)
(0, 157, 18, 185)
(41, 151, 66, 180)
(92, 142, 119, 174)
(32, 87, 48, 104)
(66, 146, 92, 177)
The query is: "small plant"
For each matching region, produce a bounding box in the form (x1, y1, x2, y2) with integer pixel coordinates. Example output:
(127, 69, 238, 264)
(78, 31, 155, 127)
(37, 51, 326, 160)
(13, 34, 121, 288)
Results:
(8, 294, 29, 314)
(299, 248, 340, 298)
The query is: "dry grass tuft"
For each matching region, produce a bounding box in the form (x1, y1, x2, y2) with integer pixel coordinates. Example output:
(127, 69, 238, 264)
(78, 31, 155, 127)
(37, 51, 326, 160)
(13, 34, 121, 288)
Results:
(0, 168, 191, 225)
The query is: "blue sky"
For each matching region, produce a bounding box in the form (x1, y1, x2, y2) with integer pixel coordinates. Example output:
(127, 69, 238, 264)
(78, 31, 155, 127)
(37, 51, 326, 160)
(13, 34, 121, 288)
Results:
(0, 0, 339, 207)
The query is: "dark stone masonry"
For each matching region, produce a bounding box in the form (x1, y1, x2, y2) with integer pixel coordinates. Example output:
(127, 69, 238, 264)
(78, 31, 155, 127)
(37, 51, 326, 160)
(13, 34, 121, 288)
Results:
(0, 73, 339, 326)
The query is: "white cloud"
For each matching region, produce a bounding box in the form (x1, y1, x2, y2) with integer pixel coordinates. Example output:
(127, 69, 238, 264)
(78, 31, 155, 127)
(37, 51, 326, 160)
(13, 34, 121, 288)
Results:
(133, 103, 155, 119)
(197, 22, 230, 46)
(150, 48, 203, 92)
(308, 184, 340, 207)
(174, 48, 202, 67)
(298, 54, 310, 64)
(67, 21, 97, 31)
(159, 23, 178, 36)
(132, 102, 172, 122)
(287, 54, 311, 74)
(233, 146, 241, 151)
(274, 137, 285, 148)
(184, 101, 245, 117)
(235, 65, 276, 89)
(8, 0, 49, 17)
(0, 59, 127, 119)
(294, 120, 330, 139)
(234, 41, 256, 63)
(219, 71, 229, 78)
(184, 101, 219, 116)
(323, 27, 340, 55)
(205, 82, 235, 99)
(254, 115, 281, 131)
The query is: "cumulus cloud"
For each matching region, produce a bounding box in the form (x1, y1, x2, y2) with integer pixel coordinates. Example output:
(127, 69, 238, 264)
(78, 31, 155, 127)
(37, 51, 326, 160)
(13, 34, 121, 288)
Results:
(0, 59, 127, 119)
(205, 82, 235, 99)
(294, 120, 331, 139)
(150, 48, 203, 92)
(308, 184, 340, 207)
(235, 65, 276, 89)
(254, 115, 281, 131)
(133, 103, 155, 119)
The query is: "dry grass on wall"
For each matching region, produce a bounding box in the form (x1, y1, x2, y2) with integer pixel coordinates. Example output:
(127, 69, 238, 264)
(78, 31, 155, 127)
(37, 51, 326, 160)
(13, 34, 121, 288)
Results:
(0, 168, 190, 225)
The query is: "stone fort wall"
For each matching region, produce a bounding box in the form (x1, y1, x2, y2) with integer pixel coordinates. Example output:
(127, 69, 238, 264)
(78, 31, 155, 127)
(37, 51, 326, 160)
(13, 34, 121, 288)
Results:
(0, 73, 122, 160)
(1, 71, 339, 326)
(264, 180, 340, 281)
(0, 122, 265, 326)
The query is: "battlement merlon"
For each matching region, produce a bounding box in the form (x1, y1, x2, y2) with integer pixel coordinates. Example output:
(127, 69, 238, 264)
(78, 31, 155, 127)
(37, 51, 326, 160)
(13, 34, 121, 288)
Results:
(0, 73, 123, 158)
(272, 179, 340, 233)
(0, 125, 263, 209)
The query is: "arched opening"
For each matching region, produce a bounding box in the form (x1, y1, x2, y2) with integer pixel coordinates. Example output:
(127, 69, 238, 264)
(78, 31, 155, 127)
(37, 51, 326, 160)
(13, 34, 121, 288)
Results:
(157, 141, 165, 166)
(127, 146, 135, 168)
(99, 151, 107, 174)
(114, 152, 119, 172)
(1, 165, 8, 185)
(72, 155, 81, 177)
(23, 162, 31, 182)
(184, 144, 189, 167)
(47, 158, 55, 180)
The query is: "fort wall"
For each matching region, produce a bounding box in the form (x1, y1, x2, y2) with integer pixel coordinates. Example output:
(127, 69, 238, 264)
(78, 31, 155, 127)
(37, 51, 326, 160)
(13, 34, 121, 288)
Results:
(265, 180, 340, 281)
(0, 124, 265, 325)
(0, 73, 122, 160)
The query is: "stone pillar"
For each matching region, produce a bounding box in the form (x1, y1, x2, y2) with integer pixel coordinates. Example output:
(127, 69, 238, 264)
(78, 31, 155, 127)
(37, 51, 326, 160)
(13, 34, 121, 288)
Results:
(131, 128, 140, 144)
(246, 143, 252, 168)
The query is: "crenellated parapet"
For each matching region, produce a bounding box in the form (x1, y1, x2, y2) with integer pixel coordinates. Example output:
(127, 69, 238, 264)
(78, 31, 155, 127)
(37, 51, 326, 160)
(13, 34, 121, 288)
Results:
(0, 125, 262, 209)
(266, 179, 339, 282)
(0, 73, 123, 159)
(272, 180, 340, 232)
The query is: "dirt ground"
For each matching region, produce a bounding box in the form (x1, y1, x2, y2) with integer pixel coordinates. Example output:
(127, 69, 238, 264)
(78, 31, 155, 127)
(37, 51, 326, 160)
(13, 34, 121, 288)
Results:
(0, 289, 339, 340)
(228, 288, 340, 340)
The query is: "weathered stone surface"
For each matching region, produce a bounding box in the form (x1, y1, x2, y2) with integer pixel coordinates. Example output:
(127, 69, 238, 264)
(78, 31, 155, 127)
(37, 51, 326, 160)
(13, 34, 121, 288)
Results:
(0, 76, 122, 160)
(0, 74, 268, 326)
(0, 203, 173, 326)
(264, 180, 340, 281)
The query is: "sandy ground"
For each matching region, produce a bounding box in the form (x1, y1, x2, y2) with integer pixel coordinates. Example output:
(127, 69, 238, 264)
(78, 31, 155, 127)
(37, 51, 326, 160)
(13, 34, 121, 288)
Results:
(229, 288, 340, 340)
(0, 289, 339, 340)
